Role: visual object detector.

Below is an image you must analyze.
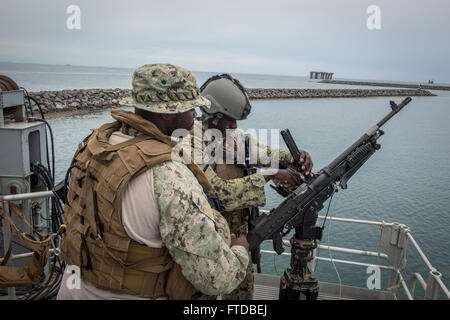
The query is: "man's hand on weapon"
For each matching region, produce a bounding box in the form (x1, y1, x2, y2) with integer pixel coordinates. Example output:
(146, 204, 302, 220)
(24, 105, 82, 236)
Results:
(290, 150, 314, 177)
(262, 169, 303, 190)
(230, 233, 250, 252)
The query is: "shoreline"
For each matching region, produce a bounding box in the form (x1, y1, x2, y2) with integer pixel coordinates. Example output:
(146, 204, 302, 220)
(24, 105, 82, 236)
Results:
(26, 88, 434, 118)
(37, 108, 92, 119)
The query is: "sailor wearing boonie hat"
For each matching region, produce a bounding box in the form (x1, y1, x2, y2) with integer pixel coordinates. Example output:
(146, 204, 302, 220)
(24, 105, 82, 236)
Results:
(57, 63, 249, 300)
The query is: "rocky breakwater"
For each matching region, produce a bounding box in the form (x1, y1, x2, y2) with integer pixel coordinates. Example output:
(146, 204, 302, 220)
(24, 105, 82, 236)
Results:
(246, 88, 435, 99)
(27, 89, 132, 115)
(26, 87, 434, 116)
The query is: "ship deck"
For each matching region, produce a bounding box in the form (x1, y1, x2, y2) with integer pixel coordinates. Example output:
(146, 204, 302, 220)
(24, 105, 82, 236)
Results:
(253, 274, 395, 300)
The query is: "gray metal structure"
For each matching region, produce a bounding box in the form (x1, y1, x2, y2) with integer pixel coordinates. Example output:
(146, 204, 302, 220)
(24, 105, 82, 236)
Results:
(0, 88, 50, 268)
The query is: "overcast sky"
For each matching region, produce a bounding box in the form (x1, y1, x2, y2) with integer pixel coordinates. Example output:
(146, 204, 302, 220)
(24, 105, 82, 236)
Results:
(0, 0, 449, 82)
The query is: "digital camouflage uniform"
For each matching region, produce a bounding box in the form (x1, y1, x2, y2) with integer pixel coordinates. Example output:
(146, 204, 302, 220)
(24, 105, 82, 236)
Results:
(154, 161, 249, 297)
(182, 120, 294, 299)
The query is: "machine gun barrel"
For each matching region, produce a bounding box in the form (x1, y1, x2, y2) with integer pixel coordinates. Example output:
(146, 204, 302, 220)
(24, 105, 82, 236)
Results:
(247, 97, 412, 253)
(327, 97, 411, 172)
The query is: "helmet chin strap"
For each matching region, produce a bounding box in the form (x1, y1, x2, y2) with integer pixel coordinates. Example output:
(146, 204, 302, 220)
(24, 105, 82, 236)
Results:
(201, 112, 236, 143)
(211, 113, 223, 127)
(201, 112, 223, 130)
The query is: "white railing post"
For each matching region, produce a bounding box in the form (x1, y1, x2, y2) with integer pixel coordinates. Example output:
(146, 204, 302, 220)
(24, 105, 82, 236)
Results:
(380, 223, 409, 294)
(409, 273, 427, 298)
(425, 270, 442, 300)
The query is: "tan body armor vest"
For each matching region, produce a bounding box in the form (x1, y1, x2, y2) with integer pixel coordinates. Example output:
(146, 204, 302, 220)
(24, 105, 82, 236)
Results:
(61, 110, 212, 299)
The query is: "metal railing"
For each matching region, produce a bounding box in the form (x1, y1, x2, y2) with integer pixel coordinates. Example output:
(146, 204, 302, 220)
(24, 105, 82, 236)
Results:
(259, 210, 450, 300)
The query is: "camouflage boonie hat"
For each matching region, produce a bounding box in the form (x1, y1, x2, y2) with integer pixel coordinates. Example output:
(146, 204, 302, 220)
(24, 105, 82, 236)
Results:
(120, 64, 211, 113)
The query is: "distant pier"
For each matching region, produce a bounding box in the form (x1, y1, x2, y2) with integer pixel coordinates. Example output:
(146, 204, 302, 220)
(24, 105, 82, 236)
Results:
(310, 71, 334, 80)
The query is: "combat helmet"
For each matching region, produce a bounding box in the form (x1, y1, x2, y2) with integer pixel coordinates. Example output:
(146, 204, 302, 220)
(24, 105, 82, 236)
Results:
(120, 63, 211, 113)
(200, 74, 251, 121)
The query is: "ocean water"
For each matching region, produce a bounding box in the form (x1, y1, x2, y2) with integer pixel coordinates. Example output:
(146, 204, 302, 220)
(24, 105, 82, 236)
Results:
(1, 62, 449, 299)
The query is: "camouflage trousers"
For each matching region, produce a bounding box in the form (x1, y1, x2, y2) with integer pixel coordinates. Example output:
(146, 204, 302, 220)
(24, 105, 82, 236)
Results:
(220, 210, 254, 300)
